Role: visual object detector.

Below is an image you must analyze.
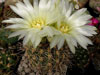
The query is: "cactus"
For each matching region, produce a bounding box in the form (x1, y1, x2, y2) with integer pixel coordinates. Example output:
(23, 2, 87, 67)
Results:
(0, 41, 24, 75)
(89, 0, 100, 13)
(88, 30, 100, 70)
(0, 29, 23, 74)
(1, 1, 72, 74)
(0, 29, 18, 47)
(0, 0, 99, 75)
(0, 49, 18, 73)
(18, 40, 72, 75)
(74, 47, 89, 69)
(92, 50, 100, 70)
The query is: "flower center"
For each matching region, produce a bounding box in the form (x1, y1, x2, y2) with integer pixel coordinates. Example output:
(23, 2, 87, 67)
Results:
(31, 18, 45, 30)
(59, 22, 70, 33)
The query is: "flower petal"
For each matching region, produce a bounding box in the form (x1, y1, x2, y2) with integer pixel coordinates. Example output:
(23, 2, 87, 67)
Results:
(34, 35, 42, 48)
(8, 30, 27, 38)
(50, 36, 60, 49)
(5, 24, 28, 29)
(57, 36, 65, 50)
(65, 34, 75, 54)
(69, 8, 87, 20)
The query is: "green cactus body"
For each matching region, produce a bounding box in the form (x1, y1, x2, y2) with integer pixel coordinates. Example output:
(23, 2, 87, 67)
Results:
(18, 41, 72, 75)
(75, 47, 89, 69)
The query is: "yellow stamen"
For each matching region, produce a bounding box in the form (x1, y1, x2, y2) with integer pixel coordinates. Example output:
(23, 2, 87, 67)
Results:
(31, 18, 45, 30)
(59, 22, 70, 33)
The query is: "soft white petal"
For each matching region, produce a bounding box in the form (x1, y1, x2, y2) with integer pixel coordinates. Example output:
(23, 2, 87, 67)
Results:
(5, 24, 28, 29)
(19, 0, 36, 19)
(64, 34, 77, 47)
(57, 36, 65, 50)
(10, 5, 24, 18)
(10, 5, 31, 20)
(10, 5, 19, 15)
(39, 0, 48, 9)
(10, 5, 31, 21)
(8, 30, 27, 38)
(50, 36, 60, 49)
(2, 18, 28, 24)
(59, 0, 67, 14)
(34, 0, 39, 8)
(34, 35, 42, 48)
(72, 34, 88, 49)
(18, 33, 26, 40)
(76, 15, 92, 21)
(40, 26, 54, 37)
(81, 35, 93, 45)
(46, 27, 55, 37)
(65, 35, 75, 54)
(72, 20, 88, 27)
(16, 2, 32, 16)
(23, 30, 33, 45)
(81, 26, 97, 35)
(46, 0, 52, 9)
(65, 0, 70, 9)
(2, 19, 14, 23)
(75, 27, 94, 36)
(69, 8, 87, 20)
(31, 33, 36, 44)
(65, 3, 73, 18)
(23, 0, 32, 8)
(69, 35, 77, 47)
(82, 25, 97, 31)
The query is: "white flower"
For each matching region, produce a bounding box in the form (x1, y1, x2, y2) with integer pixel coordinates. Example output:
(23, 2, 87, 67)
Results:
(50, 0, 97, 53)
(3, 0, 60, 48)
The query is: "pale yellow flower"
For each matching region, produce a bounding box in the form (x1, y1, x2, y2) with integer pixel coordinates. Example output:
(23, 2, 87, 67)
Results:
(50, 0, 97, 53)
(3, 0, 60, 48)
